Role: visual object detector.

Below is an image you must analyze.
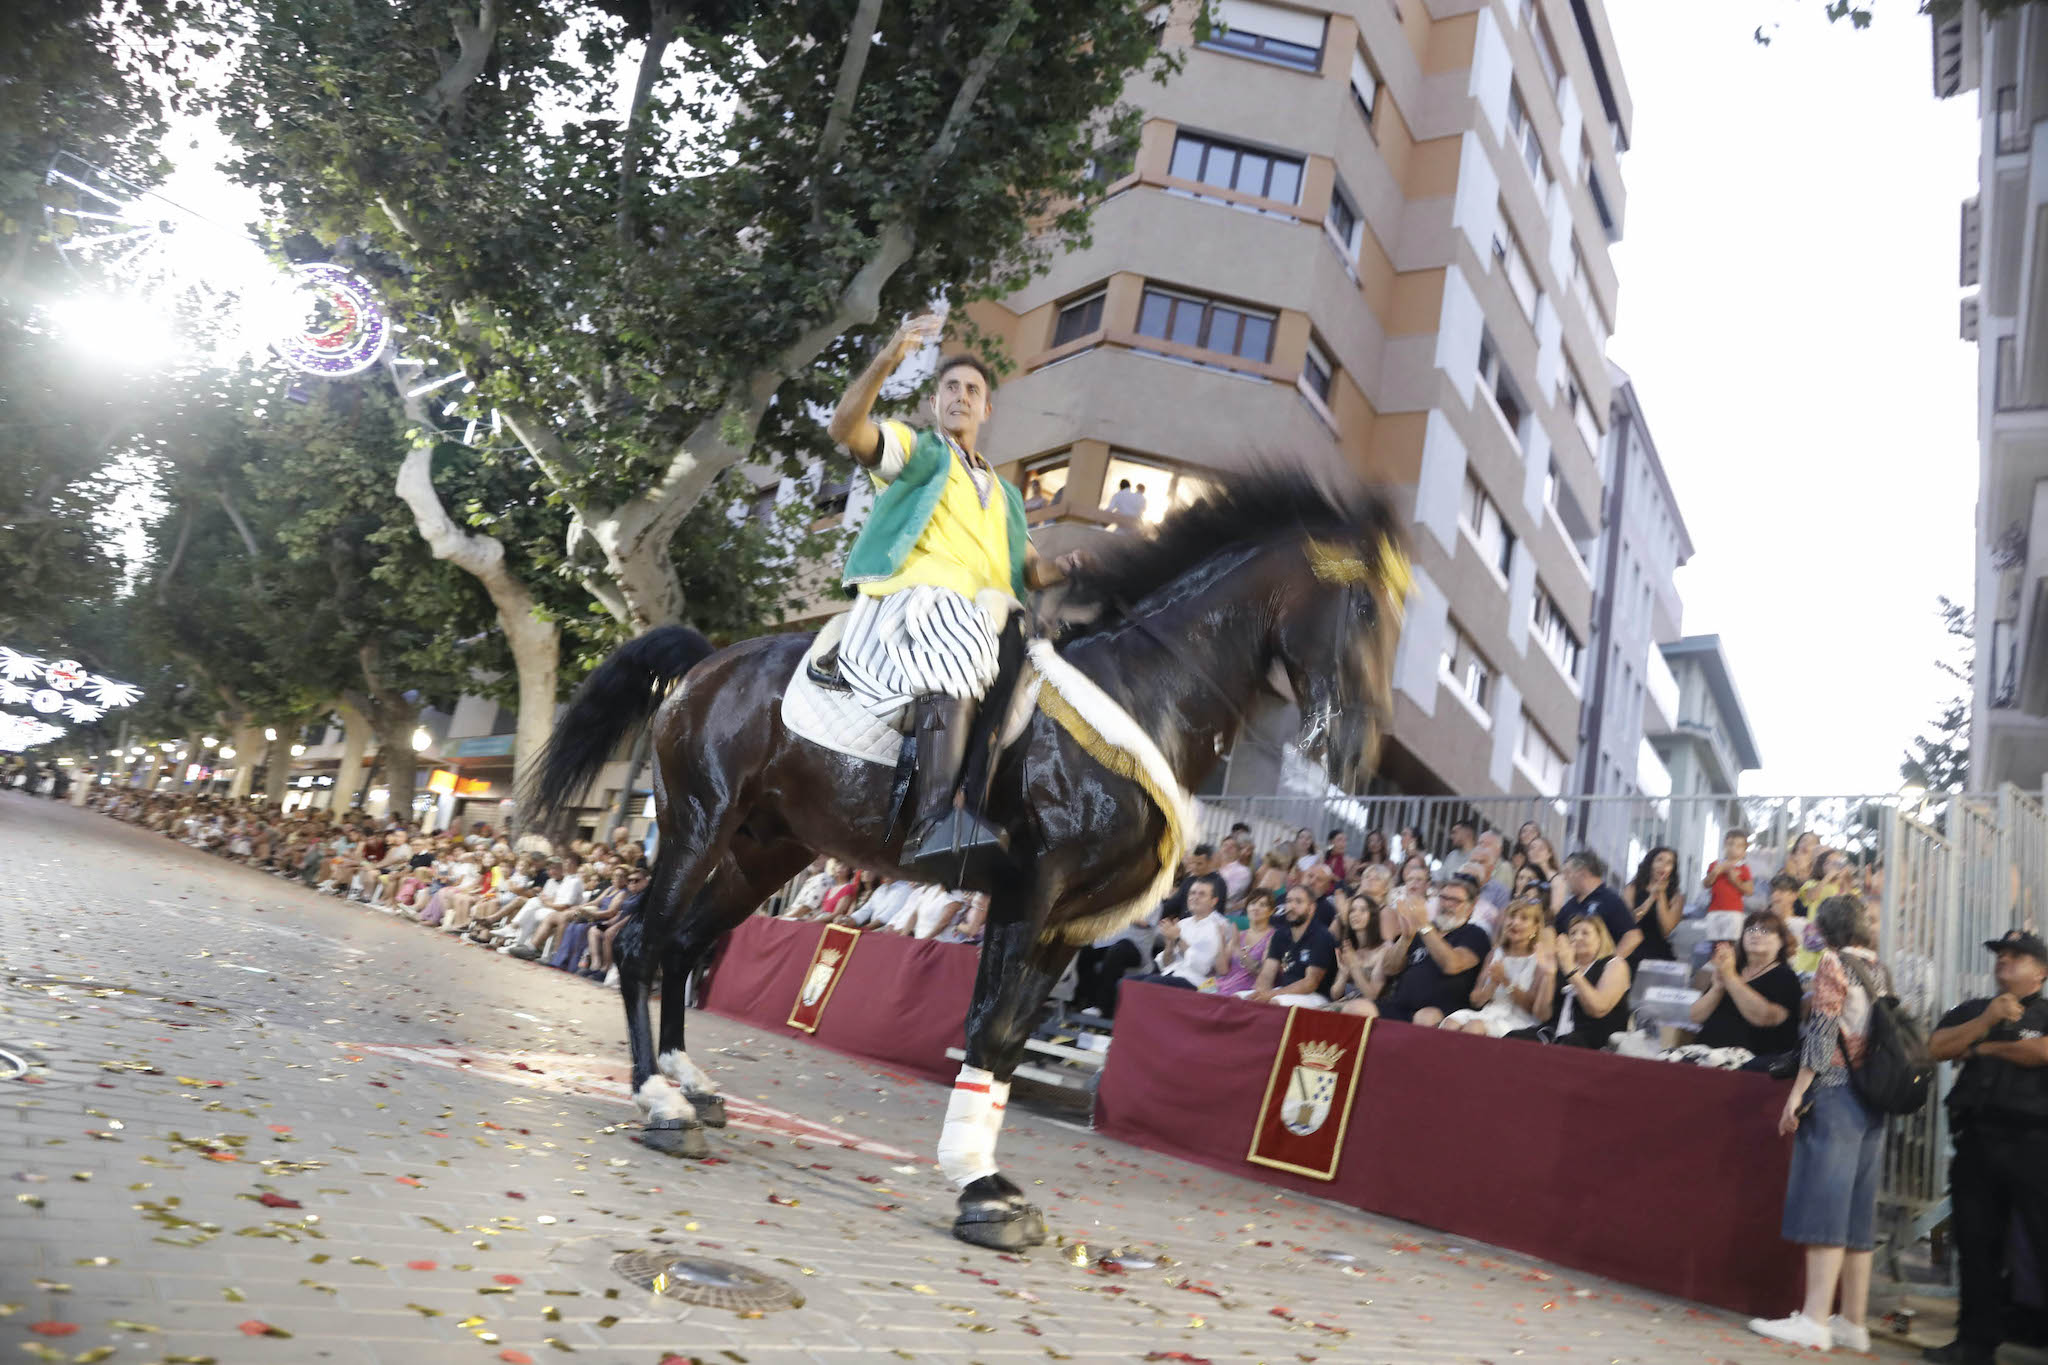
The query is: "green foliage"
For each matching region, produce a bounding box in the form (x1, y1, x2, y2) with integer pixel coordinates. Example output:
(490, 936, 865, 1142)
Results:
(210, 0, 1172, 627)
(1900, 595, 1972, 794)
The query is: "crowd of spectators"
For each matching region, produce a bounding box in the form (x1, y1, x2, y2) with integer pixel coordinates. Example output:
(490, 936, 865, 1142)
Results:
(81, 789, 662, 986)
(1066, 818, 1900, 1074)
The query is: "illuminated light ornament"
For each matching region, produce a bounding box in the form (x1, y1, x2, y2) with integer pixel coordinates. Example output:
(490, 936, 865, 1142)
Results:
(60, 699, 105, 723)
(82, 675, 142, 708)
(0, 715, 66, 752)
(29, 690, 62, 714)
(272, 264, 388, 376)
(0, 681, 27, 706)
(44, 659, 87, 692)
(0, 646, 142, 719)
(0, 647, 43, 682)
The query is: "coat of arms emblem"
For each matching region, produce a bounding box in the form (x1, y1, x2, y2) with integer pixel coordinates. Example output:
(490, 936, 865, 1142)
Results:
(1282, 1039, 1346, 1136)
(800, 947, 844, 1007)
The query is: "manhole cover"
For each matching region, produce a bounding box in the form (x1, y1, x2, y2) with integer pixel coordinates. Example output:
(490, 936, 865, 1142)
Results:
(610, 1250, 804, 1312)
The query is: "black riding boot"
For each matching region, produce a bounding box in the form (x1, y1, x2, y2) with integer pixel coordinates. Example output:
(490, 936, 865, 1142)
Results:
(901, 693, 1009, 884)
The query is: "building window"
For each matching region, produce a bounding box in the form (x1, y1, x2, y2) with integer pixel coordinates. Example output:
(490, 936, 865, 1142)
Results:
(1441, 622, 1494, 716)
(1205, 0, 1327, 71)
(1349, 48, 1377, 121)
(1051, 290, 1106, 347)
(1302, 335, 1334, 403)
(1491, 208, 1541, 323)
(1477, 329, 1527, 441)
(1564, 366, 1601, 452)
(1461, 472, 1515, 580)
(1083, 136, 1136, 186)
(1326, 181, 1362, 259)
(1021, 454, 1069, 511)
(1533, 10, 1565, 96)
(1587, 168, 1618, 241)
(1567, 241, 1609, 340)
(1505, 86, 1553, 202)
(1531, 583, 1582, 680)
(1518, 711, 1567, 796)
(1136, 286, 1276, 362)
(1169, 130, 1304, 203)
(1098, 452, 1218, 526)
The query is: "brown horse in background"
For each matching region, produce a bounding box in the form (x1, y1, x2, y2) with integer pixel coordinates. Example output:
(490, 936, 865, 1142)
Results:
(528, 467, 1408, 1250)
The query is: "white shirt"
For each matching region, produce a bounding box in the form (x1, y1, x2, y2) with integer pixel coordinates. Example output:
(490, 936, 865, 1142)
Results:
(1218, 860, 1252, 903)
(545, 874, 585, 910)
(853, 880, 914, 928)
(1157, 912, 1227, 986)
(792, 870, 834, 912)
(1106, 488, 1143, 517)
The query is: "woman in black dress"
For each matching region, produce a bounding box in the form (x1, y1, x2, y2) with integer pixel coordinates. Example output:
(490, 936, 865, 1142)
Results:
(1688, 910, 1801, 1059)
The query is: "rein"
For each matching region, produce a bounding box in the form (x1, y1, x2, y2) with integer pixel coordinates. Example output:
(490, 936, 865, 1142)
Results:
(1100, 589, 1296, 765)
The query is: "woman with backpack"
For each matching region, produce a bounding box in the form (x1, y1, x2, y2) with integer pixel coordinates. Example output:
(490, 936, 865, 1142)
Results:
(1748, 895, 1892, 1353)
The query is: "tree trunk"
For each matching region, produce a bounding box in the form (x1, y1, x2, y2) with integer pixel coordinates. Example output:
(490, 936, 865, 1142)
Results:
(263, 732, 292, 805)
(228, 724, 261, 799)
(392, 438, 560, 829)
(377, 723, 420, 824)
(332, 701, 370, 813)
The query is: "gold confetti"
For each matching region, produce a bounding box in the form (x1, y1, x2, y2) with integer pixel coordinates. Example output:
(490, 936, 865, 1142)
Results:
(221, 1288, 244, 1303)
(348, 1256, 382, 1267)
(541, 1306, 561, 1322)
(458, 1316, 487, 1330)
(16, 1194, 42, 1209)
(71, 1348, 118, 1363)
(543, 1339, 574, 1353)
(594, 1316, 617, 1329)
(404, 1304, 441, 1318)
(107, 1320, 159, 1333)
(31, 1281, 70, 1294)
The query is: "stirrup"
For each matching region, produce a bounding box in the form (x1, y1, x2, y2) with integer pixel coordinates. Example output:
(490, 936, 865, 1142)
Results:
(903, 806, 1009, 883)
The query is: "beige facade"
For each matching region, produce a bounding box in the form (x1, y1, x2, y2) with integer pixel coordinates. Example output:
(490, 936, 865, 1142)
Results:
(960, 0, 1634, 796)
(1941, 1, 2048, 789)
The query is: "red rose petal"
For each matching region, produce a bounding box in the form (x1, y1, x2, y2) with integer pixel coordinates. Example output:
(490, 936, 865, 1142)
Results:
(28, 1322, 78, 1337)
(498, 1353, 534, 1364)
(257, 1192, 302, 1209)
(406, 1260, 437, 1271)
(394, 1176, 421, 1187)
(492, 1273, 522, 1285)
(238, 1319, 276, 1336)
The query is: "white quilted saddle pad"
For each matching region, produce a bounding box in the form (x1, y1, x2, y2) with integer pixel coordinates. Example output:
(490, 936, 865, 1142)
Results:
(780, 605, 1042, 767)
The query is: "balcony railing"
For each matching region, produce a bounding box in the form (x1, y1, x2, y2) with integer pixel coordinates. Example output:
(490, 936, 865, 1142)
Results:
(1996, 85, 2030, 156)
(1960, 197, 1981, 287)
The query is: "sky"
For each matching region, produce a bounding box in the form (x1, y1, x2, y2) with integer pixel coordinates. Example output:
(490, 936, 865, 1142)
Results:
(1600, 0, 1981, 794)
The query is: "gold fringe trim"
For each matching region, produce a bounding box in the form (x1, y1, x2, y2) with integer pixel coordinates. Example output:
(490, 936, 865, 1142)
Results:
(1031, 664, 1187, 946)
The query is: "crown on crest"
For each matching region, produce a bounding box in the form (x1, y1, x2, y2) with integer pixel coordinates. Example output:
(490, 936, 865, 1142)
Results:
(1297, 1040, 1344, 1071)
(818, 948, 843, 968)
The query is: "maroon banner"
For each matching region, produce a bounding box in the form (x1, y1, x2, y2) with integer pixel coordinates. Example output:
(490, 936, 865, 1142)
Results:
(1246, 1007, 1370, 1180)
(786, 923, 860, 1033)
(1097, 980, 1802, 1317)
(701, 916, 977, 1084)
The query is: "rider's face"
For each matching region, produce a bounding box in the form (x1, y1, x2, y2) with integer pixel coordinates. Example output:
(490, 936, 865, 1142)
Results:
(932, 366, 990, 444)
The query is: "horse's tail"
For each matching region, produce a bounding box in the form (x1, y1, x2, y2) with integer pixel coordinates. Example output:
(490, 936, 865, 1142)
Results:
(522, 625, 716, 828)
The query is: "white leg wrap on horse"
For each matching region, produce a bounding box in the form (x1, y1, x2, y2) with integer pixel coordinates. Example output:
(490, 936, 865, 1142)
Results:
(658, 1049, 717, 1094)
(635, 1074, 695, 1123)
(937, 1066, 1008, 1188)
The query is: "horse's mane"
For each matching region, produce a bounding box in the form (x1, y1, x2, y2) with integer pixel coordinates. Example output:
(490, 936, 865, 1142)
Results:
(1059, 463, 1404, 638)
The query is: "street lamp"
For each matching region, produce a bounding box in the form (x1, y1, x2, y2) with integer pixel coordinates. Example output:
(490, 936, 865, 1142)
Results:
(290, 743, 306, 757)
(218, 746, 236, 760)
(264, 727, 278, 742)
(411, 726, 432, 752)
(202, 736, 217, 748)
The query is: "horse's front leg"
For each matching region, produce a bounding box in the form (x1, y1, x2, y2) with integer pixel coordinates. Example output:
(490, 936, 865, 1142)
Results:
(948, 911, 1075, 1251)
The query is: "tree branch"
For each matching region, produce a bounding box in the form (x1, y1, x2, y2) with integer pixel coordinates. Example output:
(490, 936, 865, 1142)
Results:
(216, 487, 263, 561)
(156, 503, 194, 606)
(813, 0, 886, 228)
(429, 0, 503, 124)
(916, 0, 1029, 183)
(615, 0, 679, 246)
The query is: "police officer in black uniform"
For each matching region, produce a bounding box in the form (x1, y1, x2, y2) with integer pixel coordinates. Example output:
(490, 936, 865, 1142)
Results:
(1923, 928, 2048, 1365)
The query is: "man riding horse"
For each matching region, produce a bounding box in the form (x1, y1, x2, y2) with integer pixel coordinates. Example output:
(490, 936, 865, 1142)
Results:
(824, 312, 1077, 884)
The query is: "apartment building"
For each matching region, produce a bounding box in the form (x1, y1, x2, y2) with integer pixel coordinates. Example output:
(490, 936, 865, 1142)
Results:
(1937, 1, 2048, 789)
(964, 0, 1635, 797)
(1571, 363, 1690, 854)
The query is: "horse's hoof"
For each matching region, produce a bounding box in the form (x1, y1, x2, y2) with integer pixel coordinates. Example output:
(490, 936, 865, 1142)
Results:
(684, 1091, 727, 1128)
(636, 1117, 708, 1159)
(952, 1191, 1050, 1251)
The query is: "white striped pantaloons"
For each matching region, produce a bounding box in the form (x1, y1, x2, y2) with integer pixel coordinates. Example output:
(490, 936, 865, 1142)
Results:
(838, 584, 1001, 718)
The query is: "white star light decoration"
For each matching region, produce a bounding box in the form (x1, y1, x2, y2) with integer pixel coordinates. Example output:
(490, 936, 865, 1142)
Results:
(0, 715, 67, 752)
(0, 649, 140, 743)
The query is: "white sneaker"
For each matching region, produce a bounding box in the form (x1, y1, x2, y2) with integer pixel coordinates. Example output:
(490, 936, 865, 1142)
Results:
(1827, 1316, 1869, 1353)
(1747, 1312, 1832, 1351)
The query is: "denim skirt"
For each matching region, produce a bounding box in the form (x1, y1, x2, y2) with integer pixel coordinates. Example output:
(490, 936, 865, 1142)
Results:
(1781, 1082, 1885, 1250)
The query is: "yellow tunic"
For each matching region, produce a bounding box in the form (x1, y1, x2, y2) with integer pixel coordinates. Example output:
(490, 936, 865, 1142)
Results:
(858, 419, 1014, 602)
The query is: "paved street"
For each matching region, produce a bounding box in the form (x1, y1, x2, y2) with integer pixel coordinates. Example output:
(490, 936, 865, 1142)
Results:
(0, 792, 1930, 1364)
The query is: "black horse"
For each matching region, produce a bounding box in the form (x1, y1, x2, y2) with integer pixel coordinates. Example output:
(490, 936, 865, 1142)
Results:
(528, 467, 1408, 1250)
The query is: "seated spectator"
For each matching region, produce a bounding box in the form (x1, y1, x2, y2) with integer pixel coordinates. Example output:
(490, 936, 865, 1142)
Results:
(1703, 827, 1756, 913)
(1770, 873, 1822, 975)
(496, 853, 584, 956)
(1519, 834, 1564, 910)
(1689, 911, 1801, 1060)
(1623, 846, 1682, 969)
(1215, 835, 1252, 907)
(1396, 824, 1431, 875)
(1359, 827, 1391, 872)
(1121, 873, 1230, 999)
(1327, 884, 1392, 1009)
(1550, 913, 1633, 1049)
(849, 875, 915, 930)
(1511, 820, 1543, 867)
(1442, 897, 1555, 1037)
(1460, 834, 1511, 938)
(1556, 850, 1641, 964)
(1238, 884, 1336, 1007)
(788, 857, 836, 916)
(1289, 828, 1319, 873)
(1395, 851, 1431, 905)
(586, 867, 651, 979)
(909, 885, 969, 939)
(934, 892, 987, 944)
(1353, 862, 1393, 933)
(1325, 829, 1350, 883)
(1305, 861, 1342, 933)
(1213, 888, 1278, 995)
(1779, 830, 1822, 890)
(548, 868, 628, 973)
(817, 864, 865, 921)
(1252, 849, 1290, 898)
(1438, 820, 1478, 882)
(1077, 896, 1161, 1018)
(1798, 848, 1856, 916)
(1347, 873, 1490, 1026)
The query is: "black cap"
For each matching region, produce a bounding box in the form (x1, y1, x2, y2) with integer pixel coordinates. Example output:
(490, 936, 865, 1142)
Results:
(1985, 928, 2048, 963)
